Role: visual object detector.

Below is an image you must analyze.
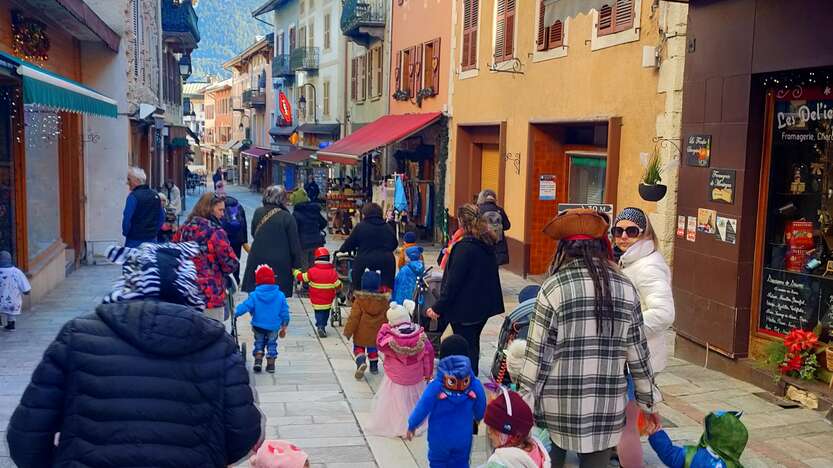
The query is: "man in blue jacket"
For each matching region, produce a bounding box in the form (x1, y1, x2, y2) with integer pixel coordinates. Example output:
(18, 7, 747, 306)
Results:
(122, 166, 165, 248)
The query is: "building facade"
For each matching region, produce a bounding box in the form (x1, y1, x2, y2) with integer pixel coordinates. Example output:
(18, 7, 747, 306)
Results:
(343, 0, 388, 133)
(202, 79, 232, 174)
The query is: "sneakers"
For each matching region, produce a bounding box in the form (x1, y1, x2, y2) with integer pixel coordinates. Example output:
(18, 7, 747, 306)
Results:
(354, 355, 368, 380)
(317, 327, 327, 338)
(266, 357, 276, 374)
(3, 321, 15, 332)
(253, 352, 264, 373)
(369, 360, 379, 374)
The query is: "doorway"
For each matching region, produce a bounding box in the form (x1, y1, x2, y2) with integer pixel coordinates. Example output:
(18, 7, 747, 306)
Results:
(480, 144, 500, 196)
(453, 124, 505, 209)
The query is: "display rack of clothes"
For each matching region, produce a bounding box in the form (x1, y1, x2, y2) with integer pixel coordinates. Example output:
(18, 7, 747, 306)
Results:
(404, 180, 433, 228)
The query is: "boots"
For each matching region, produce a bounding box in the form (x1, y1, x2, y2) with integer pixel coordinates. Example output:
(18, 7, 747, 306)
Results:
(253, 352, 264, 373)
(3, 320, 15, 331)
(369, 360, 379, 374)
(266, 357, 276, 373)
(354, 354, 367, 380)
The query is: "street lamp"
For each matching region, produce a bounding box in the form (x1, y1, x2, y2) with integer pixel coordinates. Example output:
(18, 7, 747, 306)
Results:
(179, 54, 192, 80)
(297, 83, 317, 123)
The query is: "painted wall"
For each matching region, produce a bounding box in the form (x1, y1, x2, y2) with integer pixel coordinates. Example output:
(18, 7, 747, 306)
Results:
(300, 0, 345, 132)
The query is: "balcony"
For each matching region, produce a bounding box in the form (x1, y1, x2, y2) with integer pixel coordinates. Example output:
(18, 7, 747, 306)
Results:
(272, 54, 293, 78)
(243, 89, 266, 108)
(162, 0, 200, 53)
(341, 0, 385, 45)
(291, 47, 320, 72)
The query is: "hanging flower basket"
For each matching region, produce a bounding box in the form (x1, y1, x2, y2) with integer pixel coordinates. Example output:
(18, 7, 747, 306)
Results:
(639, 183, 667, 202)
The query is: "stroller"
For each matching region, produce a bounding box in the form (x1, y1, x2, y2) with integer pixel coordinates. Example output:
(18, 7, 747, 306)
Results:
(489, 285, 541, 385)
(331, 252, 355, 327)
(226, 276, 247, 364)
(412, 267, 445, 351)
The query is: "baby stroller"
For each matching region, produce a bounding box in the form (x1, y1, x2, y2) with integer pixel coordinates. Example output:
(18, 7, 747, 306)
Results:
(412, 267, 444, 351)
(331, 252, 355, 327)
(226, 276, 247, 364)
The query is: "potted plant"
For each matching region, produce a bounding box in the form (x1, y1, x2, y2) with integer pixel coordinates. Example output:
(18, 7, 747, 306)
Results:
(639, 152, 667, 202)
(763, 328, 821, 382)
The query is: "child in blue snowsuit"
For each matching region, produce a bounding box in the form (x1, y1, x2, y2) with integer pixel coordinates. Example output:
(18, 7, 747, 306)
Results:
(235, 264, 290, 374)
(406, 334, 486, 468)
(649, 411, 748, 468)
(392, 246, 424, 305)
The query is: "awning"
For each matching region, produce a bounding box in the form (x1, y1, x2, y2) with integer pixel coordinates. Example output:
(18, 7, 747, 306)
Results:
(242, 146, 271, 159)
(221, 140, 240, 151)
(297, 123, 341, 135)
(274, 147, 314, 165)
(317, 112, 442, 165)
(0, 51, 117, 118)
(186, 127, 200, 145)
(270, 125, 297, 137)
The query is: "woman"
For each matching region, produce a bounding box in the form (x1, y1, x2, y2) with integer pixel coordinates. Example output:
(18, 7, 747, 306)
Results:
(242, 185, 304, 297)
(477, 189, 511, 266)
(212, 167, 223, 189)
(517, 209, 657, 468)
(7, 242, 261, 468)
(220, 193, 248, 283)
(338, 202, 398, 290)
(174, 192, 239, 322)
(426, 204, 504, 376)
(291, 188, 328, 268)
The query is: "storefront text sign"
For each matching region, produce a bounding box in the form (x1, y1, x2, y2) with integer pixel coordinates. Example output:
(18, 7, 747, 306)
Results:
(685, 134, 711, 167)
(539, 175, 556, 201)
(759, 268, 820, 337)
(776, 98, 833, 143)
(709, 169, 736, 204)
(557, 203, 613, 217)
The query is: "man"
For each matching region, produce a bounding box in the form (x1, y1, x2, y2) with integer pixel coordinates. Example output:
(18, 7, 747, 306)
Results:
(122, 167, 164, 248)
(304, 174, 321, 202)
(162, 179, 182, 217)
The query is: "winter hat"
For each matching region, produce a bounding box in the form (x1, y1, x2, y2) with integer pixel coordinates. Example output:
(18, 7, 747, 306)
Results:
(403, 231, 417, 244)
(440, 334, 470, 359)
(543, 208, 610, 241)
(290, 188, 309, 206)
(697, 411, 748, 468)
(361, 269, 381, 292)
(614, 207, 648, 231)
(0, 250, 12, 268)
(505, 339, 527, 383)
(484, 389, 534, 437)
(103, 242, 205, 311)
(249, 440, 309, 468)
(256, 264, 276, 285)
(405, 246, 424, 262)
(518, 285, 541, 303)
(387, 299, 414, 325)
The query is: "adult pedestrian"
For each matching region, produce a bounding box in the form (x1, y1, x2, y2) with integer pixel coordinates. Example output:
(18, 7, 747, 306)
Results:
(122, 166, 164, 248)
(242, 185, 304, 297)
(477, 189, 511, 266)
(305, 174, 321, 202)
(174, 192, 239, 322)
(213, 167, 223, 189)
(162, 178, 183, 217)
(338, 202, 398, 291)
(6, 242, 262, 468)
(291, 188, 328, 268)
(426, 204, 504, 376)
(517, 209, 657, 468)
(220, 193, 248, 283)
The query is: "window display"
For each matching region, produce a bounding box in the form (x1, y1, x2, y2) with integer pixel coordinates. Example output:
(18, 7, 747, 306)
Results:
(24, 107, 60, 261)
(0, 93, 14, 260)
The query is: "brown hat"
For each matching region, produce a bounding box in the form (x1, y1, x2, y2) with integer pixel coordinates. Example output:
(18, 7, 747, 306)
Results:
(543, 208, 610, 240)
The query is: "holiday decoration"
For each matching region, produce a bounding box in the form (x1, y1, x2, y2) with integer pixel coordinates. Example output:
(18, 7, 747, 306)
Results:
(11, 11, 50, 65)
(764, 328, 821, 382)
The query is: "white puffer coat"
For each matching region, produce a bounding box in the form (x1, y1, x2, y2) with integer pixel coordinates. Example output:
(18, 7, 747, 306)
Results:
(619, 239, 675, 373)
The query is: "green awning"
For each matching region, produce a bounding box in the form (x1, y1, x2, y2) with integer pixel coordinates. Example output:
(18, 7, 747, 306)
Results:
(0, 51, 117, 118)
(570, 156, 606, 168)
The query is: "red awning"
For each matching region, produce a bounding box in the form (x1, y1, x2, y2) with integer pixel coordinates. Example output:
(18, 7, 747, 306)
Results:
(316, 112, 442, 165)
(242, 146, 271, 159)
(274, 147, 314, 165)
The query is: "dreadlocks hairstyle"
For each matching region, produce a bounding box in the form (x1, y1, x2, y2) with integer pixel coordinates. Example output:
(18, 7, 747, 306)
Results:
(549, 238, 617, 334)
(457, 203, 496, 244)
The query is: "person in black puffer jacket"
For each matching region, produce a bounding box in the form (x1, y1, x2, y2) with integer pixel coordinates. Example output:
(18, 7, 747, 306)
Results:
(291, 188, 328, 268)
(338, 202, 398, 290)
(6, 242, 263, 468)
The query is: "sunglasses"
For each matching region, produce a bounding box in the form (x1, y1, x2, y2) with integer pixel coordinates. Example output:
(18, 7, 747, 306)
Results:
(612, 226, 643, 238)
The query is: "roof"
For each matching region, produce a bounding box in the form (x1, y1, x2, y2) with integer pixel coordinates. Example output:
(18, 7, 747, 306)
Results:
(317, 113, 442, 164)
(252, 0, 291, 17)
(275, 147, 313, 165)
(223, 34, 274, 70)
(182, 81, 210, 96)
(298, 123, 341, 135)
(242, 146, 271, 158)
(204, 78, 232, 92)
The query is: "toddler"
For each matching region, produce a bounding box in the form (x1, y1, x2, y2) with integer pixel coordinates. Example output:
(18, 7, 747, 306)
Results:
(236, 264, 290, 373)
(0, 251, 31, 331)
(250, 440, 310, 468)
(649, 411, 748, 468)
(407, 334, 486, 467)
(397, 231, 421, 269)
(344, 269, 390, 379)
(481, 389, 551, 468)
(392, 246, 425, 305)
(366, 300, 435, 437)
(295, 247, 341, 338)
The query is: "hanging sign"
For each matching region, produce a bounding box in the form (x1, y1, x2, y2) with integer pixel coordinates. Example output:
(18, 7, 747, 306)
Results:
(685, 134, 712, 167)
(278, 91, 292, 125)
(709, 169, 736, 204)
(539, 175, 556, 200)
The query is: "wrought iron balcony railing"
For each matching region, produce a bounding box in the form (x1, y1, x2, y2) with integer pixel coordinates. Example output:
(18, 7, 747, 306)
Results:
(341, 0, 386, 37)
(290, 47, 320, 72)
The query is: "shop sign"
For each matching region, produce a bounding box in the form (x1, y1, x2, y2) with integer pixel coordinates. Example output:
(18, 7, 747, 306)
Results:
(775, 98, 833, 144)
(676, 216, 685, 238)
(709, 169, 736, 204)
(716, 216, 737, 244)
(759, 268, 820, 337)
(697, 208, 717, 235)
(686, 216, 697, 242)
(557, 203, 613, 217)
(539, 175, 556, 201)
(685, 134, 711, 167)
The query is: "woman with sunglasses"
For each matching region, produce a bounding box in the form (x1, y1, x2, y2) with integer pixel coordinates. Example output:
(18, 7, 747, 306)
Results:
(612, 207, 674, 467)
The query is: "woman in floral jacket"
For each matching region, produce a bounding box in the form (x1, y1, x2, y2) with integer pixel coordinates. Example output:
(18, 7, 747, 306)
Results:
(175, 192, 239, 322)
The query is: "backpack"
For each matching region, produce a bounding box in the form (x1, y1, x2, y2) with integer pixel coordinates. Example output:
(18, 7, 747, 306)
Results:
(223, 203, 242, 235)
(482, 209, 505, 243)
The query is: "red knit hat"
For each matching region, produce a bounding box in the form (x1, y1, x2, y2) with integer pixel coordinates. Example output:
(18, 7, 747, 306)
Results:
(255, 264, 276, 285)
(484, 389, 534, 437)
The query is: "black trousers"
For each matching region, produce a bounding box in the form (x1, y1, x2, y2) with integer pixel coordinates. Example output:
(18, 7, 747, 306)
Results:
(550, 446, 612, 468)
(451, 321, 487, 376)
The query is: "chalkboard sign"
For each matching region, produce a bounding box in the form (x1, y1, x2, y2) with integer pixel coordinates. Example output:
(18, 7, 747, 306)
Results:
(685, 134, 712, 167)
(759, 268, 820, 336)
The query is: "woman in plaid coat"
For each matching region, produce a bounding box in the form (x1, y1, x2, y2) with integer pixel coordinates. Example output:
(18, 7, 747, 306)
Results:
(518, 209, 657, 467)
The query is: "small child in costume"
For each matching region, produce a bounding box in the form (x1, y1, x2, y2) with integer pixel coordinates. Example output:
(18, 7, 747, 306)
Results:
(294, 247, 341, 338)
(407, 334, 487, 468)
(481, 389, 551, 468)
(250, 440, 310, 468)
(649, 411, 748, 468)
(236, 264, 290, 373)
(344, 269, 390, 379)
(392, 246, 425, 305)
(0, 251, 31, 331)
(366, 300, 435, 437)
(397, 231, 421, 269)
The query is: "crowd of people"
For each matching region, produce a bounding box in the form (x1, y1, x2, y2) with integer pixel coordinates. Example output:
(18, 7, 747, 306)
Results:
(3, 168, 750, 468)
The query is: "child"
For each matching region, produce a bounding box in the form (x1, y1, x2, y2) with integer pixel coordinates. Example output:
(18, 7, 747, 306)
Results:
(366, 300, 435, 437)
(343, 269, 390, 379)
(397, 231, 420, 269)
(0, 251, 31, 331)
(236, 264, 290, 373)
(295, 247, 341, 338)
(157, 193, 178, 243)
(407, 334, 487, 467)
(481, 389, 551, 468)
(249, 440, 310, 468)
(392, 246, 424, 305)
(649, 411, 748, 468)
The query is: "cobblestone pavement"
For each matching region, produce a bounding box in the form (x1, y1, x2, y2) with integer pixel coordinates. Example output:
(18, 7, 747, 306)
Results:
(1, 184, 831, 467)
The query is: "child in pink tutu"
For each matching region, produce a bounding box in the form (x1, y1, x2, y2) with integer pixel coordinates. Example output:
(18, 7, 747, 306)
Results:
(366, 299, 435, 437)
(250, 440, 309, 467)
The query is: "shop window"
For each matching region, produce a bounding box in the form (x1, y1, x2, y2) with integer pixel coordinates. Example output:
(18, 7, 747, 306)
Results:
(494, 0, 516, 63)
(568, 154, 606, 204)
(24, 107, 61, 261)
(0, 94, 14, 259)
(461, 0, 479, 70)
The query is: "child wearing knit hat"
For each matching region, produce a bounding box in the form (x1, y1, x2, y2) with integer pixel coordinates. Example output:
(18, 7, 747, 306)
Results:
(481, 389, 551, 468)
(392, 246, 425, 305)
(344, 269, 390, 378)
(249, 440, 310, 468)
(235, 264, 290, 373)
(397, 231, 421, 269)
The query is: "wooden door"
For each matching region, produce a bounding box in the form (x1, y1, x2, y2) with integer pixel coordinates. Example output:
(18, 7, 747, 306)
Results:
(480, 144, 500, 196)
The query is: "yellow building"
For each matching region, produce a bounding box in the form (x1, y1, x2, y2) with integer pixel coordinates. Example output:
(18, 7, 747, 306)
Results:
(448, 0, 688, 276)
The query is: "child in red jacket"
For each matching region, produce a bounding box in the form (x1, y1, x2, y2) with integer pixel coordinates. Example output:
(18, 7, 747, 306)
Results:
(295, 247, 341, 338)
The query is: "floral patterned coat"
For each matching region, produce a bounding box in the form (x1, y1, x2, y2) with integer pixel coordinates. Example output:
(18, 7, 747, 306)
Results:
(174, 216, 239, 308)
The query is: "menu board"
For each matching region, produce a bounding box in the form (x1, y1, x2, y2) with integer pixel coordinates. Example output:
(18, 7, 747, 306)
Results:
(759, 268, 820, 336)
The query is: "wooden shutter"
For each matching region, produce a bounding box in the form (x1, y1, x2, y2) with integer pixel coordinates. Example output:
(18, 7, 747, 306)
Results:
(537, 1, 547, 51)
(308, 23, 314, 48)
(407, 47, 415, 96)
(289, 27, 296, 51)
(395, 50, 402, 92)
(365, 53, 372, 99)
(494, 0, 506, 60)
(323, 81, 330, 116)
(462, 0, 478, 70)
(376, 48, 383, 97)
(549, 20, 563, 48)
(431, 38, 441, 95)
(351, 57, 357, 100)
(324, 14, 330, 49)
(597, 4, 613, 35)
(359, 55, 366, 101)
(504, 0, 515, 60)
(613, 0, 634, 32)
(413, 44, 423, 93)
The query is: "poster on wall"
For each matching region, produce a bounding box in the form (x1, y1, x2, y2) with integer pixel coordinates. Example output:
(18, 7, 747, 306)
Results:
(716, 216, 738, 244)
(676, 216, 685, 238)
(709, 169, 736, 204)
(685, 134, 712, 167)
(539, 175, 556, 200)
(686, 216, 697, 242)
(697, 208, 717, 234)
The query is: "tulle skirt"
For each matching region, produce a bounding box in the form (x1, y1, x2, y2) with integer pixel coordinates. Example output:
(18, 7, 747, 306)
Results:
(365, 376, 427, 438)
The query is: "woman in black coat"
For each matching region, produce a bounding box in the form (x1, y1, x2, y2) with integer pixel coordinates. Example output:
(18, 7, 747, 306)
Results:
(338, 202, 398, 290)
(477, 189, 511, 266)
(427, 204, 504, 375)
(6, 242, 262, 468)
(292, 189, 328, 268)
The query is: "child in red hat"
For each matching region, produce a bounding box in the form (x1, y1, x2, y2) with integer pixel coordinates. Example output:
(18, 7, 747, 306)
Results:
(294, 247, 341, 338)
(236, 264, 290, 373)
(483, 388, 551, 468)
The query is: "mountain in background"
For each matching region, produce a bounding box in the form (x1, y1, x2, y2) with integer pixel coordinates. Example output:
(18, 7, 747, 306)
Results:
(191, 0, 270, 80)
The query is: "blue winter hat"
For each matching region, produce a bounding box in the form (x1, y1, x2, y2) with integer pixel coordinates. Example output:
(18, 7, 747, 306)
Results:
(403, 231, 417, 244)
(438, 354, 473, 381)
(405, 246, 424, 261)
(361, 269, 381, 292)
(518, 285, 541, 303)
(0, 251, 12, 268)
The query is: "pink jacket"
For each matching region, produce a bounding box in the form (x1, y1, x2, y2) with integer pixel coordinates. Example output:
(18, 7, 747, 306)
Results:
(376, 323, 435, 386)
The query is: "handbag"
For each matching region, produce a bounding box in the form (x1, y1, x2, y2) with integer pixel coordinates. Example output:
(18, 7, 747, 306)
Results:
(254, 208, 280, 237)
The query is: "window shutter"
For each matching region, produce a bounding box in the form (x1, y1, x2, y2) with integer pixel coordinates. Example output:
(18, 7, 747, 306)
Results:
(431, 38, 441, 95)
(308, 23, 314, 48)
(376, 48, 383, 97)
(407, 47, 415, 96)
(359, 55, 366, 101)
(549, 20, 563, 48)
(414, 44, 423, 93)
(365, 53, 372, 99)
(462, 0, 478, 70)
(290, 27, 296, 51)
(351, 57, 357, 100)
(613, 0, 634, 32)
(323, 81, 330, 116)
(395, 50, 402, 92)
(537, 1, 547, 51)
(324, 14, 331, 49)
(598, 4, 613, 35)
(494, 0, 506, 61)
(504, 0, 515, 60)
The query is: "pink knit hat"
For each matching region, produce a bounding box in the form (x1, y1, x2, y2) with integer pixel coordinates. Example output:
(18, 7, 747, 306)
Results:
(250, 440, 309, 468)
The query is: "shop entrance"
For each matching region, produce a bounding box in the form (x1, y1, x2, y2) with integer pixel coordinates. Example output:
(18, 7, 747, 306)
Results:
(453, 124, 505, 209)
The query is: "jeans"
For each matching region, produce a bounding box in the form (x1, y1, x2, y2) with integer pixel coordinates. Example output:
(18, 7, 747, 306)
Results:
(315, 308, 330, 329)
(125, 237, 156, 248)
(353, 345, 378, 361)
(451, 321, 487, 376)
(550, 445, 612, 468)
(253, 326, 279, 358)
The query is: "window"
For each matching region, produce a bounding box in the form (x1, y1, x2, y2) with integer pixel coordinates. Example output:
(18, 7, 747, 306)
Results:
(494, 0, 516, 63)
(299, 26, 306, 48)
(537, 1, 563, 51)
(568, 155, 607, 204)
(306, 87, 314, 121)
(324, 14, 331, 50)
(423, 38, 440, 95)
(598, 0, 634, 36)
(323, 81, 330, 116)
(24, 107, 60, 260)
(374, 47, 383, 97)
(300, 0, 305, 15)
(289, 27, 296, 51)
(308, 22, 314, 48)
(351, 57, 358, 101)
(402, 47, 413, 96)
(359, 53, 366, 101)
(205, 105, 214, 119)
(461, 0, 479, 70)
